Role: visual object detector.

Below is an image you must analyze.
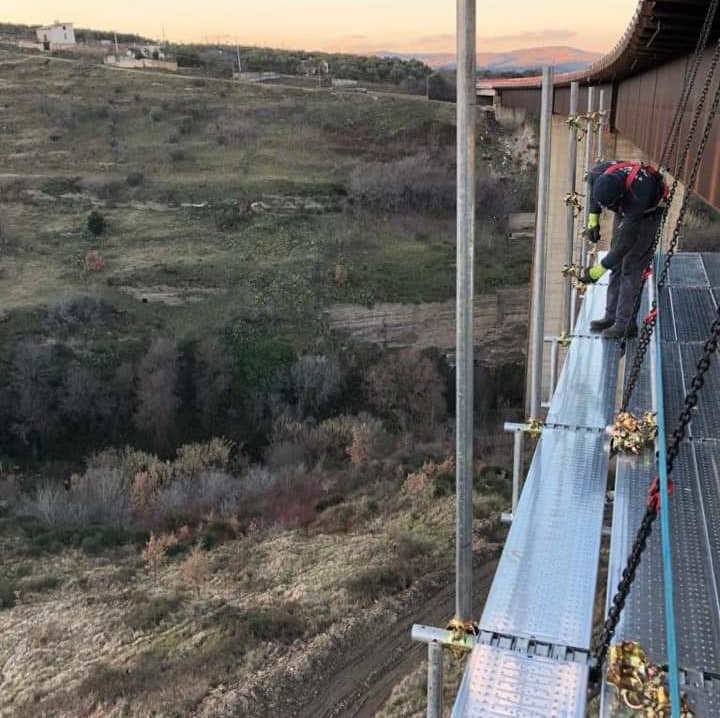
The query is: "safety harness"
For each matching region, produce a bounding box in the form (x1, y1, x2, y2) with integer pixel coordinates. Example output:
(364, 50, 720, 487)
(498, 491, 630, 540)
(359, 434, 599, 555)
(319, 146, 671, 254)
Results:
(603, 161, 670, 203)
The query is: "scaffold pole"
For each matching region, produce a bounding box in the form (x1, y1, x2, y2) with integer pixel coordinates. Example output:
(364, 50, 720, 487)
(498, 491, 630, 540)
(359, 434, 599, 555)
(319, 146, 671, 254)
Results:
(455, 0, 477, 622)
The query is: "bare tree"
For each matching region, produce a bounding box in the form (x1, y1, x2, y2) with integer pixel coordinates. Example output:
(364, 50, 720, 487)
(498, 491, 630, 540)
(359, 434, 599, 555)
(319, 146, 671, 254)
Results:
(8, 344, 56, 458)
(193, 340, 232, 434)
(134, 339, 180, 453)
(365, 350, 447, 433)
(288, 354, 342, 419)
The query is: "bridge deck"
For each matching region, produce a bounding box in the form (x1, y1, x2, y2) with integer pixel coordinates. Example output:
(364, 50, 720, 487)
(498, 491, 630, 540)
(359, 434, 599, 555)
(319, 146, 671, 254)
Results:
(450, 253, 720, 718)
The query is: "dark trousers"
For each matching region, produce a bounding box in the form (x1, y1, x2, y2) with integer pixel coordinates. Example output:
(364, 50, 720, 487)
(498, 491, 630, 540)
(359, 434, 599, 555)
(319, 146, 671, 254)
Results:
(605, 210, 662, 327)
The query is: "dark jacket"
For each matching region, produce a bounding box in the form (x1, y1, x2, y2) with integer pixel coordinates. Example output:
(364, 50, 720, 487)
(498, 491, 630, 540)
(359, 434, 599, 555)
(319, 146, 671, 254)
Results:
(588, 161, 665, 270)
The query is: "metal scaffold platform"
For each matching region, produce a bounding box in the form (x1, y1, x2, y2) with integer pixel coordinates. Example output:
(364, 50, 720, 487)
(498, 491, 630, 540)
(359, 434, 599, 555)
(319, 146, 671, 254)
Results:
(449, 254, 720, 718)
(603, 253, 720, 718)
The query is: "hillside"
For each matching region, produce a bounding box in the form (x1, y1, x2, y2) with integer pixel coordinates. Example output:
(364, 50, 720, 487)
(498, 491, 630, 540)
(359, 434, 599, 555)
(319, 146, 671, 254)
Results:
(0, 44, 534, 718)
(383, 45, 603, 72)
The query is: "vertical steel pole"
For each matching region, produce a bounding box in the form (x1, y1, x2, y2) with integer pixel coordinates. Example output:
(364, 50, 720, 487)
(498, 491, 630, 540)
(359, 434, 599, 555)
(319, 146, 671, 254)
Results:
(582, 86, 596, 267)
(427, 642, 444, 718)
(512, 430, 524, 514)
(564, 81, 580, 335)
(549, 339, 559, 400)
(529, 66, 554, 420)
(455, 0, 476, 622)
(597, 88, 606, 161)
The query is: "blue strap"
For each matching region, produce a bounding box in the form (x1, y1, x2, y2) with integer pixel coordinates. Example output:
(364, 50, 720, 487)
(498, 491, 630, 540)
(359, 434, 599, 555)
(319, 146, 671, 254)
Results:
(653, 254, 681, 718)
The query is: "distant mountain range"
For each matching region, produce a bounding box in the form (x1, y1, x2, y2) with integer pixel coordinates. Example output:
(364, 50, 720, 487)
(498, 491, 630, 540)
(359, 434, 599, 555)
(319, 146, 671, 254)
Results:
(380, 46, 603, 73)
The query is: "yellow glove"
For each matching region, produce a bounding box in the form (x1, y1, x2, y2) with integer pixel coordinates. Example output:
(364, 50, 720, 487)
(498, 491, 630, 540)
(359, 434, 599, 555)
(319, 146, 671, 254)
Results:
(588, 213, 600, 229)
(589, 263, 608, 281)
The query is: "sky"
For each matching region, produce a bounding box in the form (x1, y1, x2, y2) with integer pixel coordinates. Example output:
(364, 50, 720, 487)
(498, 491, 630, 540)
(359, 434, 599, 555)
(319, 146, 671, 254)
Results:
(3, 0, 638, 54)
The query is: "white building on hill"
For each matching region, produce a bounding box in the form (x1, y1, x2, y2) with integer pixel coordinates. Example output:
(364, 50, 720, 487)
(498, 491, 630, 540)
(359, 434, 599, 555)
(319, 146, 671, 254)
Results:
(36, 22, 76, 48)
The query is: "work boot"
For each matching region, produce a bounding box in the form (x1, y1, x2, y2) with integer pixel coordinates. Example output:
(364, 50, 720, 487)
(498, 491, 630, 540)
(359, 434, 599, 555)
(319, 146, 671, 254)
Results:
(602, 324, 638, 340)
(590, 316, 615, 332)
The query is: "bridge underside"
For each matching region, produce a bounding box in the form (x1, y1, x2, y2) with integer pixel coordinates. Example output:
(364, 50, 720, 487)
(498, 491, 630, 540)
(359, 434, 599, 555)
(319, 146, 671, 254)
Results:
(451, 253, 720, 718)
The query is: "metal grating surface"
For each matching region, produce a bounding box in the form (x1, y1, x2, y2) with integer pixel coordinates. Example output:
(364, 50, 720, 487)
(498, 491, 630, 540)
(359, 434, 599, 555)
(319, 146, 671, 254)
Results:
(659, 286, 676, 341)
(678, 343, 720, 439)
(546, 339, 620, 428)
(669, 288, 718, 342)
(450, 644, 588, 718)
(480, 428, 608, 648)
(665, 253, 709, 288)
(703, 253, 720, 288)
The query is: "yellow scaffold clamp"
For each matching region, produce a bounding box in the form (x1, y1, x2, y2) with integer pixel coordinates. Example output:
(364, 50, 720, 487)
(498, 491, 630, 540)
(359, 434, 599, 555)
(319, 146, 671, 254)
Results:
(523, 418, 544, 439)
(445, 617, 479, 660)
(607, 641, 695, 717)
(562, 263, 589, 298)
(566, 114, 589, 140)
(609, 411, 658, 455)
(558, 332, 573, 347)
(564, 191, 585, 217)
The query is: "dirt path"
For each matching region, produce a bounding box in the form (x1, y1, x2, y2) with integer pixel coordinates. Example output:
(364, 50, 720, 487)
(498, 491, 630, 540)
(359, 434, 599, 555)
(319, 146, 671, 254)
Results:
(286, 558, 498, 718)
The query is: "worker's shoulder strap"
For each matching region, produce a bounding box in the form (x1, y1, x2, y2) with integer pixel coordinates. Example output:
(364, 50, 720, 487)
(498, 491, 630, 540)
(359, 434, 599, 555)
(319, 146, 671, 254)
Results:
(603, 161, 668, 200)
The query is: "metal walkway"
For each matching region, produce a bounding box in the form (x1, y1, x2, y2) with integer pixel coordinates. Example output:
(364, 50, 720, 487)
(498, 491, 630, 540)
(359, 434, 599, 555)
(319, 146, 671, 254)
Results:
(603, 253, 720, 717)
(450, 254, 720, 718)
(451, 271, 616, 718)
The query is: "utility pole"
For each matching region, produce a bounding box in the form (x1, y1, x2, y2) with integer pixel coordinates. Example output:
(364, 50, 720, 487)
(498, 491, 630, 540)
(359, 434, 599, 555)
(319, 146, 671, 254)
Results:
(529, 66, 554, 421)
(565, 81, 579, 336)
(597, 88, 607, 161)
(455, 0, 476, 624)
(236, 41, 242, 74)
(114, 31, 119, 55)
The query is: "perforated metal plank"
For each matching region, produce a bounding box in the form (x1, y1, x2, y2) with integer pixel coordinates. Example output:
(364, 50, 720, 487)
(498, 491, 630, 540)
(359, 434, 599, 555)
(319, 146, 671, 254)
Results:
(703, 253, 720, 288)
(658, 286, 676, 341)
(624, 342, 652, 416)
(480, 428, 608, 648)
(664, 253, 708, 288)
(691, 441, 720, 619)
(546, 338, 620, 429)
(450, 644, 588, 718)
(574, 281, 609, 336)
(677, 342, 720, 439)
(670, 288, 718, 342)
(662, 343, 686, 432)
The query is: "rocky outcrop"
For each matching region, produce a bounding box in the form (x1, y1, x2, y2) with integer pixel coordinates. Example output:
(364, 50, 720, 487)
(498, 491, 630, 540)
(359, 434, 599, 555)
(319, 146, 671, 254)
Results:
(327, 285, 528, 366)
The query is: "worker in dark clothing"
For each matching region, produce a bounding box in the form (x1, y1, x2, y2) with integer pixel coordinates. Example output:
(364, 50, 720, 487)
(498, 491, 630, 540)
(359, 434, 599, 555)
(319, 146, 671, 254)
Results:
(579, 160, 667, 339)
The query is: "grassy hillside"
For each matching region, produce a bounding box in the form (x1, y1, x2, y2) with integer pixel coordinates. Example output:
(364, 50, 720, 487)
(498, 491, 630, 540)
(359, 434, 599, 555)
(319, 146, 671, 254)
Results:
(0, 47, 534, 464)
(0, 46, 534, 718)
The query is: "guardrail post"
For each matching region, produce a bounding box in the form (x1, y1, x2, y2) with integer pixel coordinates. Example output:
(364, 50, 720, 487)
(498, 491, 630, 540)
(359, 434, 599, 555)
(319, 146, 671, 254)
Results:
(565, 81, 580, 335)
(582, 86, 596, 267)
(427, 641, 444, 718)
(597, 88, 607, 161)
(455, 0, 476, 623)
(529, 65, 554, 420)
(512, 429, 525, 515)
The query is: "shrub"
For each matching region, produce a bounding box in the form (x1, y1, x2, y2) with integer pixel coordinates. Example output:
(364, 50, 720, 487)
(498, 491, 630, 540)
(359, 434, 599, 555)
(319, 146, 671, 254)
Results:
(142, 532, 178, 577)
(174, 438, 233, 476)
(86, 210, 107, 236)
(20, 574, 62, 593)
(84, 250, 105, 272)
(170, 148, 186, 162)
(125, 594, 183, 631)
(287, 355, 342, 418)
(46, 295, 114, 332)
(126, 171, 145, 187)
(242, 604, 306, 643)
(179, 543, 210, 596)
(346, 562, 412, 604)
(0, 577, 18, 610)
(149, 108, 163, 122)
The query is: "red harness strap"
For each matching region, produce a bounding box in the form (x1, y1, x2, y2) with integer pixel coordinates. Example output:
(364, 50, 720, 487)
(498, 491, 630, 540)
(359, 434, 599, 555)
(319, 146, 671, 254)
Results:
(603, 161, 669, 202)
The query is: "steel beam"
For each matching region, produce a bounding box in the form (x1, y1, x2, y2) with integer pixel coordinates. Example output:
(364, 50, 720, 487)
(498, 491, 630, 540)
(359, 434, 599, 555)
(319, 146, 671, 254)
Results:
(582, 86, 596, 268)
(455, 0, 476, 623)
(529, 65, 554, 420)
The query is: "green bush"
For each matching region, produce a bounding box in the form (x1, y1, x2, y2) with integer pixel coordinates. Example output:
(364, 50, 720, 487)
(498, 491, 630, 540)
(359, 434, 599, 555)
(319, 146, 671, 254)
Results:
(86, 210, 107, 236)
(20, 574, 62, 593)
(0, 577, 17, 610)
(126, 171, 145, 187)
(125, 595, 183, 631)
(346, 562, 412, 604)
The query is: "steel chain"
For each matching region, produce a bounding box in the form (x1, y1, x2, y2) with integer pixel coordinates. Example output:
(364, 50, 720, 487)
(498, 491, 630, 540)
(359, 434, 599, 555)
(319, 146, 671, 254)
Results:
(593, 308, 720, 677)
